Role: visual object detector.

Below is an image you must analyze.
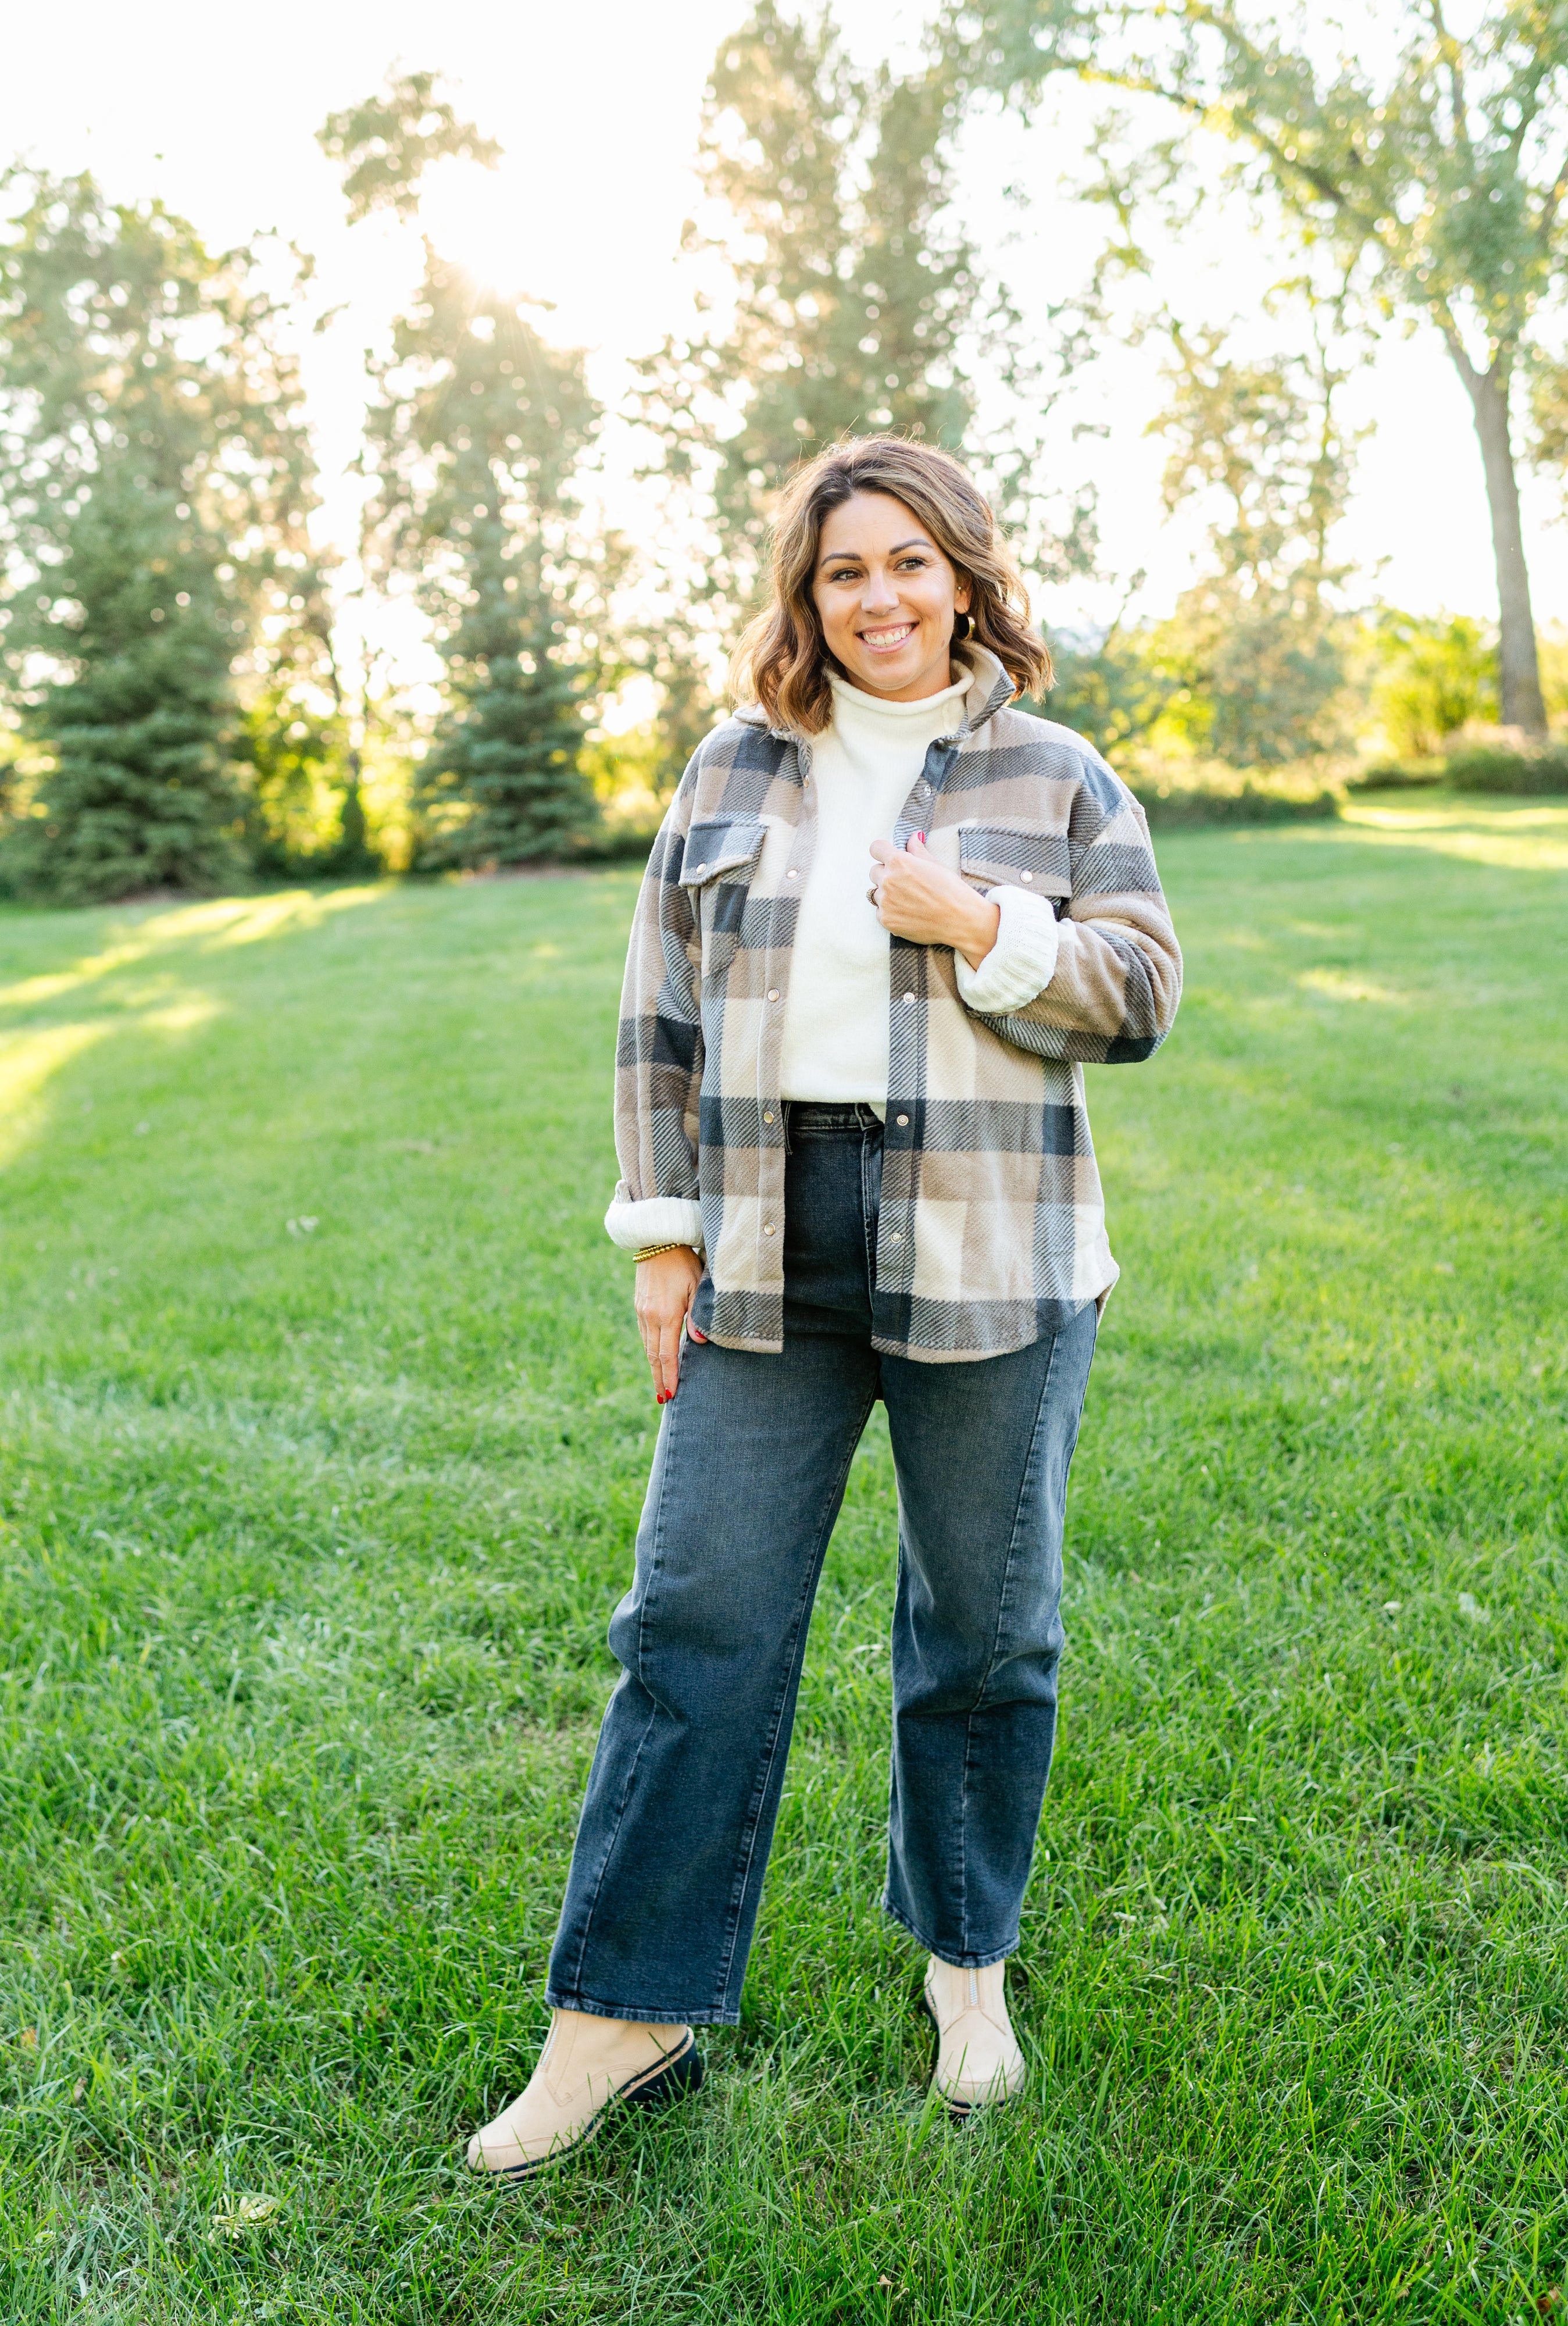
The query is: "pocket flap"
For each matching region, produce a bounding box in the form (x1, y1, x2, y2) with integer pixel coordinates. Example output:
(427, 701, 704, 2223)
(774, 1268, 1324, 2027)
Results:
(681, 819, 767, 887)
(959, 820, 1070, 895)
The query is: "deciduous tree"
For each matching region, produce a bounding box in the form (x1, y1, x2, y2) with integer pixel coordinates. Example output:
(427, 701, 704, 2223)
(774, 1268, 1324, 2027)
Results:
(965, 0, 1568, 732)
(634, 0, 1083, 722)
(1146, 309, 1361, 764)
(317, 70, 502, 225)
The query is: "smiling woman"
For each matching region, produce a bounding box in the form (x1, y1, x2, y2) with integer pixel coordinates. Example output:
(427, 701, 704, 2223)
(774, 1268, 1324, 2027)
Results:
(462, 433, 1183, 2185)
(814, 497, 973, 699)
(737, 434, 1050, 734)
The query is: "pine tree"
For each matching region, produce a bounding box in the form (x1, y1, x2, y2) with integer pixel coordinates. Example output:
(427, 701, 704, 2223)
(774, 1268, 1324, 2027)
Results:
(323, 75, 604, 866)
(414, 556, 594, 865)
(0, 170, 317, 901)
(362, 257, 602, 868)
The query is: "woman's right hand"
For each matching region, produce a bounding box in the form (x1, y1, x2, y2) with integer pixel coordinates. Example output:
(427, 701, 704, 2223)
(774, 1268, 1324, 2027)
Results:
(634, 1247, 706, 1404)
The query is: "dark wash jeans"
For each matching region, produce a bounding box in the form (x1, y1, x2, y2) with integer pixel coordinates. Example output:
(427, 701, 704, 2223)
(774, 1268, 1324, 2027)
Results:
(547, 1105, 1098, 2026)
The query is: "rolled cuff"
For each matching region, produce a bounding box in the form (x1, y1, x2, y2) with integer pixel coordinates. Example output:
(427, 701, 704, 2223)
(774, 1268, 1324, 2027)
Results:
(604, 1193, 705, 1255)
(954, 884, 1061, 1015)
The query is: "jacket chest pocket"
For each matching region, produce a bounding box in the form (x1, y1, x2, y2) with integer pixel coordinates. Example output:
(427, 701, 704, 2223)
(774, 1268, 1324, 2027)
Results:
(681, 818, 767, 975)
(958, 820, 1070, 908)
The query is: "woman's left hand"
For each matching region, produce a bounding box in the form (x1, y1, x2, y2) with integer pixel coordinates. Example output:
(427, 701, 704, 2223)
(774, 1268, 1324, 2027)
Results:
(869, 832, 1001, 970)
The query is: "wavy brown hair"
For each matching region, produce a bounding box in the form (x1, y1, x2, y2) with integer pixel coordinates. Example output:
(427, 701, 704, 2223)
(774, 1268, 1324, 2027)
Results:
(729, 435, 1051, 735)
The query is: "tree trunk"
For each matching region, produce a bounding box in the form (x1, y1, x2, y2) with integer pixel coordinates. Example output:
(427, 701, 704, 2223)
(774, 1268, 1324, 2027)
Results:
(1446, 343, 1547, 736)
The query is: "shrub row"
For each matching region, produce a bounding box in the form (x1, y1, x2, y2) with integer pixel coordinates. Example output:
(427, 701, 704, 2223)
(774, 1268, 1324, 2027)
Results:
(1444, 743, 1568, 794)
(1131, 783, 1341, 829)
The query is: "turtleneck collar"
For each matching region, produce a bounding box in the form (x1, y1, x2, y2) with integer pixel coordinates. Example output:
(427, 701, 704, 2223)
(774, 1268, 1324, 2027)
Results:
(735, 643, 1017, 746)
(827, 669, 971, 736)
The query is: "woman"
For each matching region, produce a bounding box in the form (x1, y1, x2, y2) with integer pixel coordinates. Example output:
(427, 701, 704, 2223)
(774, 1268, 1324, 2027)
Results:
(468, 436, 1181, 2179)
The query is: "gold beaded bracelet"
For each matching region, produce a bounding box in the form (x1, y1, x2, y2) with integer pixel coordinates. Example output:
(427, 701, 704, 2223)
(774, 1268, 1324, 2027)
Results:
(633, 1241, 695, 1264)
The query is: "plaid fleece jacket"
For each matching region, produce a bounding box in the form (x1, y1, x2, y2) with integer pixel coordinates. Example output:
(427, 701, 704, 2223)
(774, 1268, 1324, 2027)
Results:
(610, 648, 1182, 1362)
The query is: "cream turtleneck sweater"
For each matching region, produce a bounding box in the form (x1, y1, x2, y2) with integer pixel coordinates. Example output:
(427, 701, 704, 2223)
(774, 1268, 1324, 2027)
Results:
(778, 672, 969, 1102)
(604, 669, 1061, 1255)
(776, 670, 1059, 1103)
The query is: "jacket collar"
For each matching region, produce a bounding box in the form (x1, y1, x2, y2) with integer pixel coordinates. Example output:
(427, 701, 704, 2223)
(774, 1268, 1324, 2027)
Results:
(734, 643, 1016, 751)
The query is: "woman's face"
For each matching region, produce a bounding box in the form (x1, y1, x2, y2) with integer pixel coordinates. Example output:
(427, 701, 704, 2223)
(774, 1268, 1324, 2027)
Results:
(811, 490, 971, 702)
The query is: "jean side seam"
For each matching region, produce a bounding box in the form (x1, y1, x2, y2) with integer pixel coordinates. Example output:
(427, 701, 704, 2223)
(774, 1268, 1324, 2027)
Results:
(959, 1330, 1062, 1957)
(557, 1693, 660, 2000)
(712, 1385, 879, 2010)
(558, 1414, 675, 1996)
(957, 1698, 974, 1958)
(978, 1329, 1063, 1714)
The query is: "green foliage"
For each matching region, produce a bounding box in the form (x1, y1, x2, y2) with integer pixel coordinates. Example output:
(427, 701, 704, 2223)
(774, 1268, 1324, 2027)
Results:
(637, 636, 726, 798)
(319, 74, 605, 869)
(578, 723, 677, 848)
(1, 479, 247, 901)
(413, 593, 595, 868)
(1444, 740, 1568, 793)
(316, 70, 500, 224)
(631, 0, 1066, 688)
(1371, 609, 1498, 760)
(0, 170, 317, 902)
(694, 4, 974, 523)
(1145, 319, 1358, 768)
(1043, 600, 1350, 777)
(361, 255, 602, 868)
(1152, 579, 1351, 768)
(1152, 323, 1357, 593)
(1040, 221, 1362, 772)
(1132, 775, 1340, 826)
(238, 673, 380, 881)
(1039, 603, 1178, 757)
(968, 0, 1565, 730)
(1, 800, 1566, 2316)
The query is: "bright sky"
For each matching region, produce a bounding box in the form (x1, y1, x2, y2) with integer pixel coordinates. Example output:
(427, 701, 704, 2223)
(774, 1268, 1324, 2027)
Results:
(6, 0, 1567, 688)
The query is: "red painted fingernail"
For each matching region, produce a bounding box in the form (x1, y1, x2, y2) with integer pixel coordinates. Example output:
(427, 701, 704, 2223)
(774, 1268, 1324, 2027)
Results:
(916, 831, 925, 842)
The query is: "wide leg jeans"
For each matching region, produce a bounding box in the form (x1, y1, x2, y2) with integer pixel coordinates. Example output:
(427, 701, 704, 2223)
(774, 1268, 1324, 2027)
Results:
(546, 1104, 1098, 2025)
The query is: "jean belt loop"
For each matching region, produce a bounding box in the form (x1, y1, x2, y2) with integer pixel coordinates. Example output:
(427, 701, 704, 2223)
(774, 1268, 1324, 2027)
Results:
(782, 1099, 793, 1156)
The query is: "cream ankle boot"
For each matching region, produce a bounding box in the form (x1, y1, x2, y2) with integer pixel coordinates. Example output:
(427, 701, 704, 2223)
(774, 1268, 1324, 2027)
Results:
(466, 2010, 703, 2182)
(923, 1956, 1026, 2114)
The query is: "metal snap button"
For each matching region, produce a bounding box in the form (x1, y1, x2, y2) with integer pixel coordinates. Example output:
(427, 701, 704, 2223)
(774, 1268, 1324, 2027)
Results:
(896, 1114, 909, 1126)
(786, 867, 799, 877)
(1019, 869, 1033, 882)
(763, 1223, 776, 1236)
(890, 1231, 903, 1244)
(903, 991, 916, 1004)
(766, 988, 780, 1001)
(693, 862, 707, 877)
(763, 1110, 774, 1124)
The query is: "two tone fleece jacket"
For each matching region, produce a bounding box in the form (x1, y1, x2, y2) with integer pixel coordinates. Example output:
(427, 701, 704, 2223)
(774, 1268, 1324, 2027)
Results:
(606, 645, 1183, 1364)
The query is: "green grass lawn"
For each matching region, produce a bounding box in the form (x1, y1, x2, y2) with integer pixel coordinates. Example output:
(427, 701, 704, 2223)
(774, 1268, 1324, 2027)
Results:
(1, 793, 1565, 2324)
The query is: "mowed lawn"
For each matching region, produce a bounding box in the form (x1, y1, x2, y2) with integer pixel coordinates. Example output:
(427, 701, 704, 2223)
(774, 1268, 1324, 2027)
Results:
(1, 794, 1565, 2325)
